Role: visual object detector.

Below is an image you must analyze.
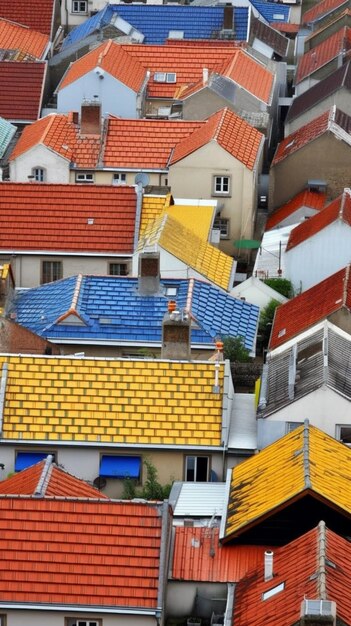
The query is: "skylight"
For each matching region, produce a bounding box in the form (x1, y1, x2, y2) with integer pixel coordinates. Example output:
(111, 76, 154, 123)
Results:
(262, 582, 285, 601)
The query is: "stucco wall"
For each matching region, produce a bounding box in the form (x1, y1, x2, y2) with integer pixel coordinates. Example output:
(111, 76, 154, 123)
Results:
(57, 72, 138, 118)
(70, 170, 166, 187)
(3, 608, 156, 626)
(269, 134, 351, 210)
(285, 89, 351, 134)
(9, 145, 70, 183)
(166, 582, 227, 620)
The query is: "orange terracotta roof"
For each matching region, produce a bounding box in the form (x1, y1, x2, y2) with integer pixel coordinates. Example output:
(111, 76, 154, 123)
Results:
(295, 26, 351, 83)
(269, 265, 351, 349)
(0, 17, 49, 60)
(221, 49, 274, 104)
(303, 0, 348, 24)
(172, 526, 270, 582)
(265, 190, 327, 230)
(0, 458, 109, 499)
(233, 523, 351, 626)
(269, 22, 300, 33)
(0, 498, 163, 608)
(0, 0, 55, 36)
(0, 61, 46, 122)
(10, 114, 101, 168)
(286, 189, 351, 251)
(104, 116, 202, 168)
(272, 109, 330, 165)
(0, 183, 137, 253)
(59, 39, 146, 92)
(170, 108, 264, 170)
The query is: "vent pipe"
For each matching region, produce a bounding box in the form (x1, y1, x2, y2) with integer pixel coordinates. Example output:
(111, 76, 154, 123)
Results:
(264, 550, 274, 581)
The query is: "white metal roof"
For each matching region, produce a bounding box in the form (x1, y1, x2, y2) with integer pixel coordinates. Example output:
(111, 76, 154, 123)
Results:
(253, 223, 295, 279)
(227, 393, 257, 450)
(169, 482, 226, 518)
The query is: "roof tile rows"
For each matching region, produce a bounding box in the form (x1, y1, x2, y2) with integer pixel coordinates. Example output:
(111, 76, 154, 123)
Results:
(0, 61, 46, 122)
(286, 189, 351, 250)
(269, 265, 351, 349)
(303, 0, 349, 24)
(265, 190, 327, 230)
(0, 183, 137, 253)
(0, 17, 49, 60)
(0, 498, 162, 608)
(295, 26, 351, 84)
(0, 355, 225, 447)
(0, 0, 55, 36)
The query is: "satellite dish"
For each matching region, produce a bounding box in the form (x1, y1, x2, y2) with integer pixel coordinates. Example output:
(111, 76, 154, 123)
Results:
(135, 172, 150, 187)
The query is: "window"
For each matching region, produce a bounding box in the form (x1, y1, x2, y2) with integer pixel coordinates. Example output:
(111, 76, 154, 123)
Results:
(213, 175, 231, 196)
(109, 262, 128, 276)
(164, 286, 178, 297)
(185, 456, 209, 482)
(75, 172, 94, 183)
(154, 72, 177, 83)
(42, 260, 63, 284)
(262, 582, 285, 601)
(99, 455, 141, 480)
(15, 451, 56, 472)
(213, 217, 230, 239)
(336, 425, 351, 445)
(169, 30, 184, 39)
(71, 0, 88, 12)
(66, 620, 101, 626)
(32, 167, 45, 182)
(113, 172, 127, 185)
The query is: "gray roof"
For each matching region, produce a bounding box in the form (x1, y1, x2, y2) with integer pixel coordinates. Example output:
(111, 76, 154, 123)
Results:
(258, 321, 351, 416)
(169, 482, 226, 518)
(251, 16, 289, 57)
(227, 393, 257, 450)
(286, 60, 351, 123)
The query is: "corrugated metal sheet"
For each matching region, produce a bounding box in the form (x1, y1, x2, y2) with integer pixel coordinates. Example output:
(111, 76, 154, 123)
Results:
(171, 482, 227, 517)
(228, 393, 257, 450)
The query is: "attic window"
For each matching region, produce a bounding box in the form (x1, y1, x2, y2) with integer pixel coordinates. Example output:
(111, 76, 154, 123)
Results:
(164, 286, 178, 297)
(169, 30, 184, 39)
(262, 582, 285, 601)
(273, 13, 285, 19)
(154, 72, 177, 83)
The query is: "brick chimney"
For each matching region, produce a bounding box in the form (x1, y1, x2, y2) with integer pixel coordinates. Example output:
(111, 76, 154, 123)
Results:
(223, 3, 234, 29)
(161, 301, 191, 360)
(138, 252, 160, 295)
(80, 101, 101, 136)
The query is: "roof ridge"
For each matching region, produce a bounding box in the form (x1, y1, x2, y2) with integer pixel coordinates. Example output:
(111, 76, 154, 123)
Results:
(34, 455, 54, 497)
(40, 114, 57, 146)
(213, 108, 227, 142)
(317, 520, 327, 599)
(303, 419, 311, 489)
(71, 273, 83, 311)
(185, 278, 195, 313)
(98, 39, 112, 66)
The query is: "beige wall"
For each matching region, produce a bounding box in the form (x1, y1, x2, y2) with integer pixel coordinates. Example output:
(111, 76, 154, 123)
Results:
(269, 134, 351, 209)
(169, 142, 260, 255)
(3, 609, 156, 626)
(1, 254, 132, 288)
(69, 170, 168, 187)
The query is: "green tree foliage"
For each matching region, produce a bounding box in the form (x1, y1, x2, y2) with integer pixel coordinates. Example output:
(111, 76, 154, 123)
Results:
(222, 336, 251, 363)
(259, 299, 280, 349)
(264, 277, 293, 298)
(121, 476, 137, 500)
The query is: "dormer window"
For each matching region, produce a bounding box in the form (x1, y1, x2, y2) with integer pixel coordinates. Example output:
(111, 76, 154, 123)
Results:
(154, 72, 177, 83)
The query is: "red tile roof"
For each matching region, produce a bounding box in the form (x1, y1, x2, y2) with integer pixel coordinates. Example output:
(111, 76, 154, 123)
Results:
(0, 61, 46, 122)
(170, 108, 264, 170)
(286, 189, 351, 251)
(0, 458, 109, 499)
(172, 526, 270, 582)
(10, 113, 101, 167)
(0, 18, 49, 60)
(222, 49, 274, 104)
(233, 523, 351, 626)
(59, 39, 147, 93)
(296, 26, 351, 84)
(0, 183, 137, 253)
(0, 498, 163, 608)
(104, 116, 203, 168)
(269, 22, 300, 33)
(0, 0, 55, 36)
(303, 0, 349, 24)
(265, 190, 327, 230)
(272, 108, 331, 165)
(269, 265, 351, 349)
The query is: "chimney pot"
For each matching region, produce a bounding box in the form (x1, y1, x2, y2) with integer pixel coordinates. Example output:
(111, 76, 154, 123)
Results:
(264, 550, 274, 581)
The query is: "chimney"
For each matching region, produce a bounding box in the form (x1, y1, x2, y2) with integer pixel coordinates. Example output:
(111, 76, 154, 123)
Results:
(80, 101, 101, 135)
(264, 550, 274, 581)
(223, 3, 234, 30)
(138, 252, 160, 295)
(161, 301, 191, 360)
(203, 67, 209, 84)
(72, 111, 79, 125)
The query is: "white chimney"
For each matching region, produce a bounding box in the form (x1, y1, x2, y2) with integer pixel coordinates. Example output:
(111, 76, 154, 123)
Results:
(264, 550, 274, 581)
(203, 67, 209, 84)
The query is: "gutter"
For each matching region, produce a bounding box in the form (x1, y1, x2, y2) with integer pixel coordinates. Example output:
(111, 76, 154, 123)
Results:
(0, 439, 224, 451)
(0, 603, 158, 615)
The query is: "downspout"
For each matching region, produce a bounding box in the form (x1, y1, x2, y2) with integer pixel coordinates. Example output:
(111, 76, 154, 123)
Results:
(0, 363, 8, 435)
(133, 182, 144, 251)
(156, 501, 170, 626)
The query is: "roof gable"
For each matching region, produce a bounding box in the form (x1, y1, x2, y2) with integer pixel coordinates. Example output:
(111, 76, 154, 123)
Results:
(0, 497, 163, 608)
(296, 26, 351, 84)
(221, 49, 275, 105)
(224, 422, 351, 543)
(0, 61, 46, 122)
(286, 189, 351, 250)
(0, 183, 137, 254)
(270, 265, 351, 349)
(265, 190, 327, 230)
(0, 17, 49, 60)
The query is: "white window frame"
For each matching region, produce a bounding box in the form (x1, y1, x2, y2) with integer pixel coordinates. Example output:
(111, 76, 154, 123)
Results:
(75, 172, 94, 183)
(112, 172, 127, 185)
(71, 0, 88, 13)
(213, 216, 230, 239)
(66, 620, 102, 626)
(335, 424, 351, 445)
(32, 167, 46, 182)
(166, 72, 176, 83)
(213, 175, 231, 196)
(153, 72, 177, 83)
(185, 455, 209, 482)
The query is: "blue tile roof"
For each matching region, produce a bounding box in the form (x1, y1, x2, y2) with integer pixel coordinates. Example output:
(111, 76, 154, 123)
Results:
(251, 0, 290, 23)
(13, 276, 259, 351)
(62, 4, 249, 49)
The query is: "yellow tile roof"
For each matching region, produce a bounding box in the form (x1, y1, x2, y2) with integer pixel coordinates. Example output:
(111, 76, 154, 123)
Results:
(0, 355, 224, 447)
(140, 195, 169, 237)
(225, 423, 351, 540)
(166, 204, 214, 241)
(138, 213, 234, 291)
